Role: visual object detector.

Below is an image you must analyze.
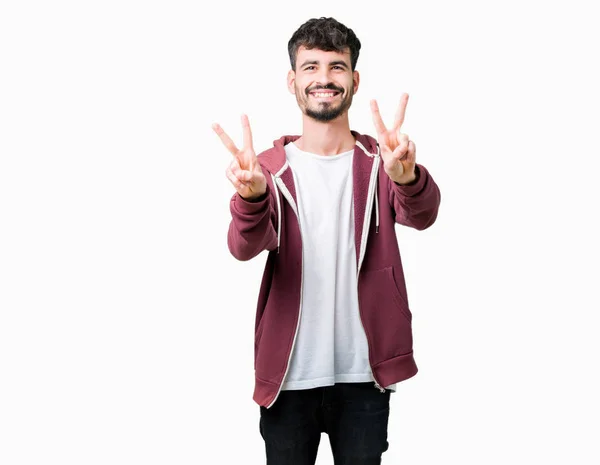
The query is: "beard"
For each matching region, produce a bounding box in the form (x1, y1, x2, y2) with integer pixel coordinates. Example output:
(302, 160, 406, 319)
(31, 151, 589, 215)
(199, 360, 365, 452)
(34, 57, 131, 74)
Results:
(296, 83, 354, 122)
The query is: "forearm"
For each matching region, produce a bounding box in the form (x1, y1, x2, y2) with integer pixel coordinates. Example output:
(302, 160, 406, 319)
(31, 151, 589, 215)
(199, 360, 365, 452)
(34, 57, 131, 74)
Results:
(389, 164, 441, 230)
(227, 184, 278, 261)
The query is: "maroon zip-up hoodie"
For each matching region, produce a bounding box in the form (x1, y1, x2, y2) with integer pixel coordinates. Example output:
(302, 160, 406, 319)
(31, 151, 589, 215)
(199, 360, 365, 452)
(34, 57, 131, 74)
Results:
(227, 130, 441, 409)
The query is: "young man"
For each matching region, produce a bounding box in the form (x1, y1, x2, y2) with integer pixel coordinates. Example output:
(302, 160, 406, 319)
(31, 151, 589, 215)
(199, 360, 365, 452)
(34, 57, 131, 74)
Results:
(213, 17, 441, 465)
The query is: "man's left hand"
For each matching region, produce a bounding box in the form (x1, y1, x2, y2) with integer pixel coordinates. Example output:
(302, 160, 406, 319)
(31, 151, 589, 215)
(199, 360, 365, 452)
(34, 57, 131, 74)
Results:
(370, 93, 417, 185)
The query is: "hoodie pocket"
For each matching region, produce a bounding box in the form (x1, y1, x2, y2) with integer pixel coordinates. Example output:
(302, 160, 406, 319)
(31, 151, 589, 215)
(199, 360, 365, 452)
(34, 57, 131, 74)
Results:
(254, 316, 266, 370)
(387, 266, 412, 323)
(359, 266, 413, 361)
(255, 317, 265, 351)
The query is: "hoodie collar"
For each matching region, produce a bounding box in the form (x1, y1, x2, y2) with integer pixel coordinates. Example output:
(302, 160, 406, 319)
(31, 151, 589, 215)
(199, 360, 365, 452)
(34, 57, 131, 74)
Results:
(257, 130, 379, 175)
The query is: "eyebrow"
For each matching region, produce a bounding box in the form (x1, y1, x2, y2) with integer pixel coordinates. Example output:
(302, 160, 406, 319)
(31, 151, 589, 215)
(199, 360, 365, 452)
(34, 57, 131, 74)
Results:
(299, 60, 349, 69)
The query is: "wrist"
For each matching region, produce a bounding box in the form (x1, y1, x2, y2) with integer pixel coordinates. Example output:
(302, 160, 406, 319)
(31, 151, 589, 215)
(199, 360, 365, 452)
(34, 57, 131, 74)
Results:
(394, 175, 416, 186)
(239, 187, 268, 202)
(393, 166, 419, 186)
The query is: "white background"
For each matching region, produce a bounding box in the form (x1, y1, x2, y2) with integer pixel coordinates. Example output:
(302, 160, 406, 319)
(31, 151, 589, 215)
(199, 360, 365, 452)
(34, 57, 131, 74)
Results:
(1, 0, 599, 463)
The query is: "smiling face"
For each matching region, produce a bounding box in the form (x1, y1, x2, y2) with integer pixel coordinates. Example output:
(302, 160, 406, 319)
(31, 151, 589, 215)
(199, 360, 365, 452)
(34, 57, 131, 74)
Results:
(288, 46, 359, 122)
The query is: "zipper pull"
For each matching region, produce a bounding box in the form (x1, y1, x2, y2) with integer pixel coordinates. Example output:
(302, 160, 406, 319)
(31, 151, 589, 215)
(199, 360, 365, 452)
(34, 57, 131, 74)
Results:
(374, 382, 386, 393)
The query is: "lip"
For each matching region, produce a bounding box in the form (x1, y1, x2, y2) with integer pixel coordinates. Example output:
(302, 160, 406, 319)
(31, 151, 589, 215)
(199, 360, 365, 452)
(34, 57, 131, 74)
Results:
(308, 91, 341, 100)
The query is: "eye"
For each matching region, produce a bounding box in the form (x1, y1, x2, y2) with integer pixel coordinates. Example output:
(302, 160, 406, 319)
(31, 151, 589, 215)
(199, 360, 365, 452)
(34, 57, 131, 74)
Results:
(333, 66, 343, 70)
(305, 66, 316, 70)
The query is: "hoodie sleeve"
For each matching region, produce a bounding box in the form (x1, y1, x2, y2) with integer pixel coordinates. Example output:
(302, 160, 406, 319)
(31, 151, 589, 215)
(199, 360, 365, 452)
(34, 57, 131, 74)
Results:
(388, 163, 441, 230)
(227, 171, 278, 261)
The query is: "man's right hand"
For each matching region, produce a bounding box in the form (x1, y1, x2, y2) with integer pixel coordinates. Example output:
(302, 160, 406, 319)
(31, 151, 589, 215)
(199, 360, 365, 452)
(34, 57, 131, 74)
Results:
(212, 114, 267, 201)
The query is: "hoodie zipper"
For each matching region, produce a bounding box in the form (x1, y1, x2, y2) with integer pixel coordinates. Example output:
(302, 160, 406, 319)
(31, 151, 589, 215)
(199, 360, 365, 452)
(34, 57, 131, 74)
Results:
(355, 150, 386, 393)
(266, 173, 303, 409)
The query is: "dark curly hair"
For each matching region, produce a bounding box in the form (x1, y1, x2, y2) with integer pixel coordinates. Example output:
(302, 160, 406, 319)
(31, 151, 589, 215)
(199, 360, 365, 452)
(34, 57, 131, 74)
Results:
(288, 17, 362, 71)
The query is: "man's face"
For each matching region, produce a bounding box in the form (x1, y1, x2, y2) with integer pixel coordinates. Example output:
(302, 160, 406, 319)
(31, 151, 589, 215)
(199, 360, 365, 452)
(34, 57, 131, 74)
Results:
(288, 46, 359, 122)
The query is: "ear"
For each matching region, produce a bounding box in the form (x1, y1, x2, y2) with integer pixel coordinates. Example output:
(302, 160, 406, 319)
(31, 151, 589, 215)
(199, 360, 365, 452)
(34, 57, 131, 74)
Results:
(353, 70, 360, 94)
(287, 69, 296, 94)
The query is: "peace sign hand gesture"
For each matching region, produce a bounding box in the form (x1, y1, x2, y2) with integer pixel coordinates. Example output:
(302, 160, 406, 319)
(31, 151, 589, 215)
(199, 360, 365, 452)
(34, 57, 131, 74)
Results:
(212, 114, 267, 201)
(370, 93, 417, 185)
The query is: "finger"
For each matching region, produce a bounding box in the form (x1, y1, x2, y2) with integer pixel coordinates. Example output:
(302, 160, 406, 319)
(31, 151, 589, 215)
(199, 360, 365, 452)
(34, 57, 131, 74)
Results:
(241, 114, 254, 151)
(397, 133, 409, 154)
(212, 123, 240, 156)
(226, 167, 247, 189)
(370, 99, 387, 136)
(407, 140, 416, 163)
(229, 157, 242, 176)
(231, 163, 253, 183)
(393, 93, 409, 131)
(392, 144, 405, 161)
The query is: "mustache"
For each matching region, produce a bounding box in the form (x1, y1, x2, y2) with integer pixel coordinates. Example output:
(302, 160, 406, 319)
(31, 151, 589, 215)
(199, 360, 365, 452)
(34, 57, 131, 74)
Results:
(306, 84, 344, 95)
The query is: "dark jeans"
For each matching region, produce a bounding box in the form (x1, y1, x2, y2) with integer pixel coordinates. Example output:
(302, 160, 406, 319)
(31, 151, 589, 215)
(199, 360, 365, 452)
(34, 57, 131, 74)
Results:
(259, 382, 391, 465)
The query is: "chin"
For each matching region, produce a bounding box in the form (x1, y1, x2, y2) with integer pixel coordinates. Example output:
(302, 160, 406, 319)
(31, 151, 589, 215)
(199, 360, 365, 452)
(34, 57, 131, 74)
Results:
(306, 110, 345, 122)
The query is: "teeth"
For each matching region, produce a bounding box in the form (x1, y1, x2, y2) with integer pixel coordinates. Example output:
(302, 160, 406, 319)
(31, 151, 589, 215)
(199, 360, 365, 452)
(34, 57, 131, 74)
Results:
(312, 92, 337, 98)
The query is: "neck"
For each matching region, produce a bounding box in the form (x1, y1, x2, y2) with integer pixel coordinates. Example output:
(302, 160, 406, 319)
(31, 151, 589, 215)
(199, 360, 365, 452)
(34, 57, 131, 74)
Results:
(294, 113, 355, 156)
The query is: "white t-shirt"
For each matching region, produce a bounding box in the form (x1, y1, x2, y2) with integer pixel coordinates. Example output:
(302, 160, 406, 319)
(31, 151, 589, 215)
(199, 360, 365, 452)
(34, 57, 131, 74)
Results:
(281, 141, 396, 392)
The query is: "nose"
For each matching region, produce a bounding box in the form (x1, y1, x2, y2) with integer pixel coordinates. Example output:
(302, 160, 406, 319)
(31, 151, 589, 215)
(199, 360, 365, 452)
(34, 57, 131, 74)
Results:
(315, 69, 334, 87)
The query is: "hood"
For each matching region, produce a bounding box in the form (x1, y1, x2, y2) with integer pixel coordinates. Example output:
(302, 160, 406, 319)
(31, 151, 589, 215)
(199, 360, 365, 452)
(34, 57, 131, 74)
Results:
(257, 130, 380, 175)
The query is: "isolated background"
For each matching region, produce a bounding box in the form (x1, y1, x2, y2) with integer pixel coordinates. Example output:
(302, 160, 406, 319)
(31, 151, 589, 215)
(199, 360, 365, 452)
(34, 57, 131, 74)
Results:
(1, 0, 599, 463)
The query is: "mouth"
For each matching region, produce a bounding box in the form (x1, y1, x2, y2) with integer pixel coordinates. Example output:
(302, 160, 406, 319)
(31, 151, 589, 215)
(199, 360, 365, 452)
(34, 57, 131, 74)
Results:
(308, 90, 341, 101)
